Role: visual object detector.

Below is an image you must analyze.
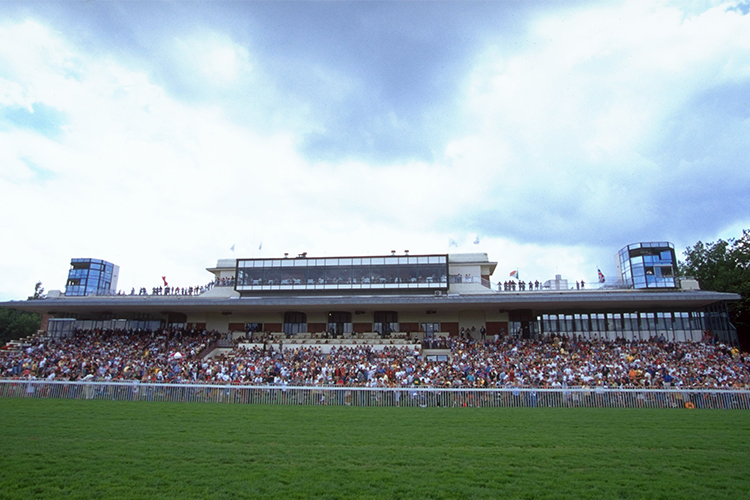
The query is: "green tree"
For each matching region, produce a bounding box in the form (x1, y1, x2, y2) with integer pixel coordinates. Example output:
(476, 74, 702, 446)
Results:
(680, 229, 750, 348)
(0, 308, 42, 345)
(28, 281, 45, 300)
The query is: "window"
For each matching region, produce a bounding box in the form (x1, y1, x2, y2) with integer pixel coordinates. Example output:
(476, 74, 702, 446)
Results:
(374, 311, 398, 336)
(327, 312, 352, 335)
(283, 312, 307, 335)
(235, 254, 449, 291)
(421, 322, 440, 338)
(245, 323, 263, 334)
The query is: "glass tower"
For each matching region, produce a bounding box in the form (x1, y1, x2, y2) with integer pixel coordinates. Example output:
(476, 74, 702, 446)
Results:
(65, 258, 119, 296)
(617, 242, 677, 289)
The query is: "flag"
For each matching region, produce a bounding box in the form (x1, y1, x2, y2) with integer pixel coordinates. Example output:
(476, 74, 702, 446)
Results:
(258, 242, 262, 251)
(449, 238, 458, 247)
(230, 244, 235, 252)
(509, 270, 518, 279)
(473, 236, 480, 245)
(161, 276, 168, 287)
(598, 268, 605, 283)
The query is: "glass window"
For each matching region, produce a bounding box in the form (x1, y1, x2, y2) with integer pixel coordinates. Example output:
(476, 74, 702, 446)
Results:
(398, 265, 413, 284)
(374, 311, 398, 336)
(280, 267, 305, 285)
(656, 313, 667, 330)
(307, 267, 326, 286)
(245, 323, 264, 334)
(563, 314, 574, 333)
(241, 267, 263, 286)
(236, 254, 449, 292)
(327, 312, 352, 336)
(381, 266, 398, 283)
(265, 267, 282, 285)
(283, 312, 307, 335)
(327, 266, 352, 284)
(352, 265, 371, 285)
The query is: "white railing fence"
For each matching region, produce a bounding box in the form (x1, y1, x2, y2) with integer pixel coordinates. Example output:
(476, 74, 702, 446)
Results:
(2, 380, 748, 409)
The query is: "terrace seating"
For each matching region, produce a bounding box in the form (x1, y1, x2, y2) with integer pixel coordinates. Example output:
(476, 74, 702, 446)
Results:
(4, 328, 746, 390)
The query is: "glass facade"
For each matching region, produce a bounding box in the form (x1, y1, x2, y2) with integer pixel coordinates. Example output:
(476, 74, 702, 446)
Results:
(537, 305, 736, 343)
(65, 258, 119, 296)
(617, 242, 677, 289)
(47, 318, 163, 337)
(236, 254, 449, 293)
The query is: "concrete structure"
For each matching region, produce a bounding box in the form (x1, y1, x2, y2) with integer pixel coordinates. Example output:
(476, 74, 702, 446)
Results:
(2, 251, 741, 345)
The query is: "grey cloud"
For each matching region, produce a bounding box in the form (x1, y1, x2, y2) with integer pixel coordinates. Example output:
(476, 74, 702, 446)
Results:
(1, 1, 533, 163)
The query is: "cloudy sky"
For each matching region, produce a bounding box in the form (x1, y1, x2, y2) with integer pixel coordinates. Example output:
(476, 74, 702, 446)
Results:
(1, 0, 749, 300)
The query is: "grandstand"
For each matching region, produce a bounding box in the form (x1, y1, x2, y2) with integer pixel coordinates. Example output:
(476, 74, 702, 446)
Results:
(1, 246, 747, 404)
(0, 248, 741, 346)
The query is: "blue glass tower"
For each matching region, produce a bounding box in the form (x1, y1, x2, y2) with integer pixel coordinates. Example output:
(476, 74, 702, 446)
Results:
(617, 242, 677, 289)
(65, 258, 119, 296)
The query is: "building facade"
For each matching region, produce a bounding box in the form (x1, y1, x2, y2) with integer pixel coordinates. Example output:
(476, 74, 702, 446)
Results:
(4, 250, 740, 345)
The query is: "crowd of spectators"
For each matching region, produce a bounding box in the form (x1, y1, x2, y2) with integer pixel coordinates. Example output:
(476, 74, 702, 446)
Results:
(113, 278, 234, 297)
(502, 280, 543, 291)
(1, 329, 748, 390)
(0, 329, 221, 382)
(499, 280, 590, 291)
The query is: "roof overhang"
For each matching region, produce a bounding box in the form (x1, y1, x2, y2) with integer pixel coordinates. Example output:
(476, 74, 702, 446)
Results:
(2, 289, 740, 318)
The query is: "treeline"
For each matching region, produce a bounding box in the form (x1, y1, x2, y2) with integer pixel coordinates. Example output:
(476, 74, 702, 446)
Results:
(680, 229, 750, 349)
(0, 308, 42, 345)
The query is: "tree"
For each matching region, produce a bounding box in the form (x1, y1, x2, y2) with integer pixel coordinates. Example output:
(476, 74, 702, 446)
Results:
(0, 308, 42, 345)
(28, 281, 45, 300)
(680, 229, 750, 349)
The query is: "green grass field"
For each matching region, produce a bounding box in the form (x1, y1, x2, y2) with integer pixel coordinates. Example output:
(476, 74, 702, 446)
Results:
(1, 399, 749, 499)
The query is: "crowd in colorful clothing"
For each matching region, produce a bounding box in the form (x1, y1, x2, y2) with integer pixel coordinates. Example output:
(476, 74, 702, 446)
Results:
(1, 329, 748, 389)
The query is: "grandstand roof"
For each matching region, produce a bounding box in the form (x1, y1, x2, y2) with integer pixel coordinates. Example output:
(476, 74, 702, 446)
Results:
(2, 289, 740, 317)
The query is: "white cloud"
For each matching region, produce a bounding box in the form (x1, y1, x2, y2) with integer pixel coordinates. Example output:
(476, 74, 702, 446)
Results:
(0, 19, 476, 299)
(449, 0, 750, 244)
(1, 3, 750, 301)
(171, 33, 253, 85)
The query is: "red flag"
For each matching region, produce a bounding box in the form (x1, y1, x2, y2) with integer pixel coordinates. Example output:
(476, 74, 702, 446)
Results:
(162, 276, 168, 287)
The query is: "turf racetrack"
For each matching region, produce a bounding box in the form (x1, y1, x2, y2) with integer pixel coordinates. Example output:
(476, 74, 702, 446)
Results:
(1, 399, 749, 499)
